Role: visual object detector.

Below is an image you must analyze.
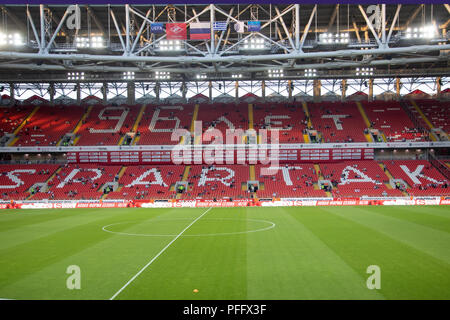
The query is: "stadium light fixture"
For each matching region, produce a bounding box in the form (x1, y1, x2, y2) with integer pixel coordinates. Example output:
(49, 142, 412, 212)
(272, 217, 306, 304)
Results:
(231, 74, 243, 79)
(76, 36, 104, 48)
(304, 69, 317, 78)
(158, 40, 184, 52)
(155, 71, 170, 80)
(0, 32, 23, 46)
(196, 74, 207, 80)
(241, 37, 267, 50)
(319, 33, 349, 44)
(268, 69, 284, 78)
(404, 25, 436, 39)
(355, 67, 374, 76)
(123, 71, 135, 80)
(67, 72, 85, 80)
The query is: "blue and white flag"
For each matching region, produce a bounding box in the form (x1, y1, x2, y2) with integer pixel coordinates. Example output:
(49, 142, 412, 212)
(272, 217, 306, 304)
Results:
(150, 23, 164, 34)
(213, 21, 227, 31)
(247, 21, 261, 32)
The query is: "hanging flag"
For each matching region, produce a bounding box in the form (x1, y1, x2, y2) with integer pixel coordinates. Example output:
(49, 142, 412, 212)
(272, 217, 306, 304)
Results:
(166, 23, 187, 40)
(150, 23, 164, 34)
(247, 21, 261, 32)
(234, 21, 244, 33)
(213, 21, 228, 31)
(190, 22, 211, 40)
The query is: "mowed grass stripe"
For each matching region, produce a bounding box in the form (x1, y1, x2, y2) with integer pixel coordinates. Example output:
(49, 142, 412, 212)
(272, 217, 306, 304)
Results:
(0, 208, 138, 251)
(0, 208, 204, 299)
(300, 207, 450, 299)
(113, 207, 249, 300)
(246, 207, 384, 300)
(366, 205, 450, 233)
(324, 206, 450, 265)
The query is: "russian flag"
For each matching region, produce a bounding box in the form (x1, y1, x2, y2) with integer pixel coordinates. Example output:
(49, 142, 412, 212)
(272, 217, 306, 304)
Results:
(190, 22, 211, 40)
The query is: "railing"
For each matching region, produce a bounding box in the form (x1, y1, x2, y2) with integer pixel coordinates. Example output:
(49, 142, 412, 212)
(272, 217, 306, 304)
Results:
(429, 151, 450, 180)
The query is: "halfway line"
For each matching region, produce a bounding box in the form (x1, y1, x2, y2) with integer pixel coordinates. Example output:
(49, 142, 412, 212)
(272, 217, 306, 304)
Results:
(109, 207, 212, 300)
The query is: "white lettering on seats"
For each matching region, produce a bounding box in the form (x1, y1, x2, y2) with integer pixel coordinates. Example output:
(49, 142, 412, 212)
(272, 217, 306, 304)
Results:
(209, 116, 235, 130)
(198, 167, 234, 187)
(266, 166, 302, 185)
(400, 165, 443, 185)
(126, 169, 168, 187)
(149, 106, 183, 132)
(56, 169, 102, 188)
(321, 115, 348, 130)
(0, 169, 36, 189)
(89, 107, 129, 133)
(264, 115, 291, 130)
(340, 166, 381, 185)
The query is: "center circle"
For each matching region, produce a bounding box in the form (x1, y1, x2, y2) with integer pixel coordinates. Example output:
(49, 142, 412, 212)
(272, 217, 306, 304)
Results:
(102, 218, 276, 237)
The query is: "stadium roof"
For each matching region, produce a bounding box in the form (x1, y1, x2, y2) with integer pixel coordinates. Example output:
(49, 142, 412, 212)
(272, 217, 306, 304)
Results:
(0, 3, 449, 83)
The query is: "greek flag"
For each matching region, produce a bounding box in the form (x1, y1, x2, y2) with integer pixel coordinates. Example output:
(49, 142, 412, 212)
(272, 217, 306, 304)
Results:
(213, 21, 227, 31)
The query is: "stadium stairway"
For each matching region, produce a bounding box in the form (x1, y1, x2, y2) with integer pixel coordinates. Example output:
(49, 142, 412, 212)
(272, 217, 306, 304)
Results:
(191, 104, 202, 145)
(408, 100, 438, 141)
(313, 164, 331, 196)
(176, 166, 191, 199)
(26, 166, 62, 200)
(70, 105, 93, 146)
(355, 102, 373, 142)
(132, 105, 147, 145)
(117, 105, 147, 145)
(102, 166, 128, 199)
(378, 162, 399, 193)
(9, 106, 41, 146)
(301, 102, 312, 143)
(248, 103, 255, 143)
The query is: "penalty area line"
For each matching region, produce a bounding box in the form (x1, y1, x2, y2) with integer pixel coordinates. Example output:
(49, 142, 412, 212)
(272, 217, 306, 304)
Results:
(109, 207, 213, 300)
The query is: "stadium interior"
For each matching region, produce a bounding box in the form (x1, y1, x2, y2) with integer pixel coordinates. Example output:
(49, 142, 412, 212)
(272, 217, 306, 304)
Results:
(0, 3, 448, 205)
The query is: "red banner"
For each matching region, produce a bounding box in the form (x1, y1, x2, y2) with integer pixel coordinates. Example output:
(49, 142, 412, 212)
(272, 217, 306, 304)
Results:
(166, 23, 187, 40)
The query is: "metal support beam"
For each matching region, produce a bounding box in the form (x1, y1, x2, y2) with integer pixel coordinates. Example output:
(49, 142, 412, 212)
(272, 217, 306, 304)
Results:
(299, 5, 317, 51)
(327, 5, 339, 31)
(275, 6, 295, 51)
(0, 6, 26, 30)
(404, 5, 423, 29)
(358, 5, 383, 48)
(39, 4, 46, 52)
(381, 4, 386, 46)
(9, 83, 15, 106)
(295, 4, 300, 51)
(127, 81, 135, 104)
(210, 4, 215, 55)
(27, 7, 41, 49)
(341, 79, 347, 101)
(387, 5, 401, 44)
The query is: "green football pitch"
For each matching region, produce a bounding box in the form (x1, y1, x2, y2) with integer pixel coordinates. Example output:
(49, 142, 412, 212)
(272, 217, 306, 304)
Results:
(0, 205, 449, 300)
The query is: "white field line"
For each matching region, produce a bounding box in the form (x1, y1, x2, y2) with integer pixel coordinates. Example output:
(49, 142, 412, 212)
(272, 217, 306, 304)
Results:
(109, 207, 212, 300)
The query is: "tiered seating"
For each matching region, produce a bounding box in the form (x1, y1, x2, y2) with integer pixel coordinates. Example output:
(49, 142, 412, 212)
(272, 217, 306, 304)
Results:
(40, 164, 122, 200)
(107, 165, 184, 200)
(308, 102, 367, 142)
(320, 161, 403, 197)
(383, 160, 449, 196)
(363, 101, 425, 142)
(76, 105, 141, 146)
(413, 100, 450, 133)
(14, 105, 84, 146)
(0, 105, 34, 136)
(253, 103, 306, 143)
(181, 165, 250, 199)
(256, 164, 327, 198)
(0, 164, 59, 200)
(136, 104, 195, 145)
(196, 103, 248, 144)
